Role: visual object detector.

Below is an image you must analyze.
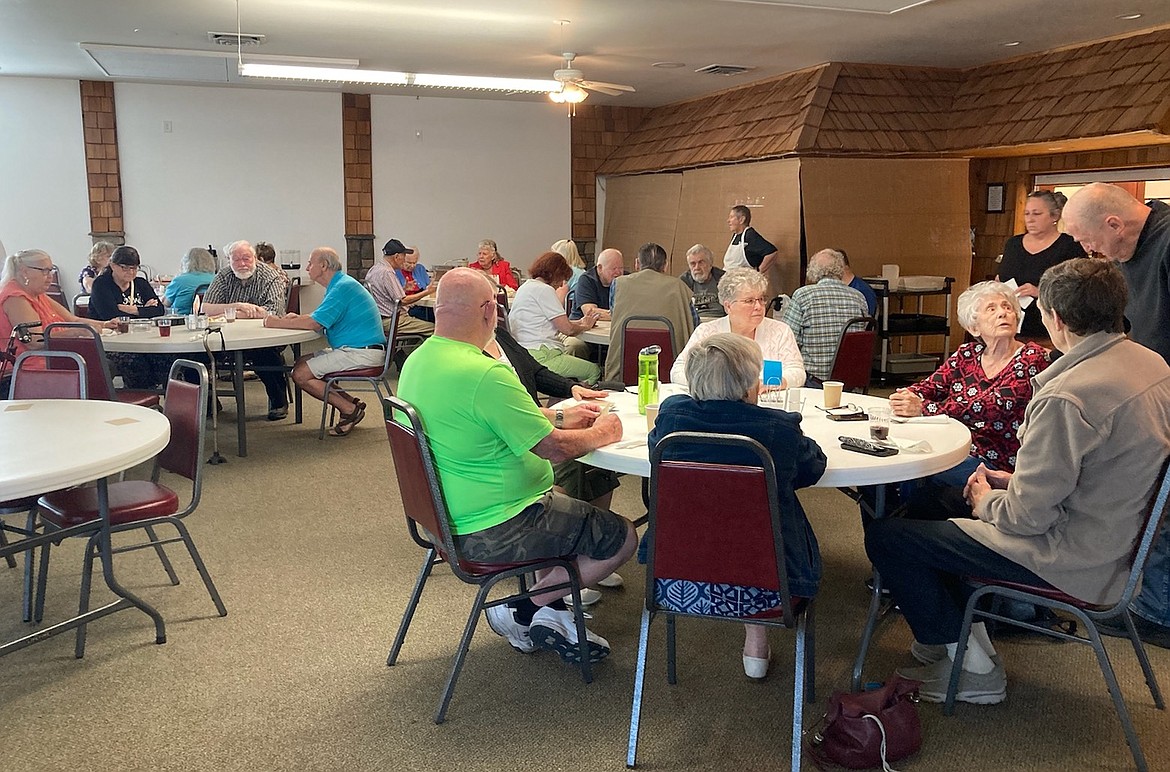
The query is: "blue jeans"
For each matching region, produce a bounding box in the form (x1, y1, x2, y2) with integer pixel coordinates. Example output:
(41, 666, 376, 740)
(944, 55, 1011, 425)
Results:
(1132, 520, 1170, 626)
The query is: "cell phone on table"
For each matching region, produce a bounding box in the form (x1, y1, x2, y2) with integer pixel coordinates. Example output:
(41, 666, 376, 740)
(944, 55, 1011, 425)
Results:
(826, 411, 867, 421)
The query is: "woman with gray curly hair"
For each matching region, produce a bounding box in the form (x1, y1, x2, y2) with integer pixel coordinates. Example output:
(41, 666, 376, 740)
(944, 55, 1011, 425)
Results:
(669, 267, 805, 389)
(649, 332, 826, 678)
(162, 247, 218, 315)
(889, 280, 1050, 484)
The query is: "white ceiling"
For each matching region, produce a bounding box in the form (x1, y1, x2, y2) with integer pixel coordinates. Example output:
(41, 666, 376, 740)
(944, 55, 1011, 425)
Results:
(3, 0, 1169, 107)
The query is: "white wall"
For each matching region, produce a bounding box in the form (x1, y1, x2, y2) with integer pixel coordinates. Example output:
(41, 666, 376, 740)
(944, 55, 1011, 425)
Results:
(0, 78, 92, 285)
(115, 83, 345, 284)
(371, 95, 570, 272)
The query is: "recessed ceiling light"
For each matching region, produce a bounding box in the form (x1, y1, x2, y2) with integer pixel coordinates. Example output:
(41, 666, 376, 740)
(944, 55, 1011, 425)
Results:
(1001, 41, 1021, 47)
(1117, 13, 1143, 20)
(652, 62, 686, 69)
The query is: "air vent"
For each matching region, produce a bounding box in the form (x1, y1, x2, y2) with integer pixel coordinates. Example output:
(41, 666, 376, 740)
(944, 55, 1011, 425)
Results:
(207, 32, 266, 47)
(694, 64, 755, 76)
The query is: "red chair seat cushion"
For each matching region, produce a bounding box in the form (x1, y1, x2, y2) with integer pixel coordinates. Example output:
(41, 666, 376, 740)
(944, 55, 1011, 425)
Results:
(967, 576, 1104, 611)
(455, 553, 568, 579)
(118, 390, 161, 409)
(325, 367, 382, 379)
(0, 496, 39, 513)
(38, 481, 180, 527)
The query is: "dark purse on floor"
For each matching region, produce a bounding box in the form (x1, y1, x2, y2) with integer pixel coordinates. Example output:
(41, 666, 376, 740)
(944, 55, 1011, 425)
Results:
(806, 675, 923, 770)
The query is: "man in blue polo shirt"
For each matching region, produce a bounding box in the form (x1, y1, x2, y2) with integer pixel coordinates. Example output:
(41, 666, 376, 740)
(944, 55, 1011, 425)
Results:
(264, 246, 384, 436)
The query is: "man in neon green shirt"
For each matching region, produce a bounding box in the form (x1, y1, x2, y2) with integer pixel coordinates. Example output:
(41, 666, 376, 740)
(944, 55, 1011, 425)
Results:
(398, 268, 636, 664)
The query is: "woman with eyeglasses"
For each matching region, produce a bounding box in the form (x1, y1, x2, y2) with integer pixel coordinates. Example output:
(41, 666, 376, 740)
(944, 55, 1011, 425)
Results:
(1, 249, 115, 375)
(670, 267, 806, 389)
(88, 246, 165, 322)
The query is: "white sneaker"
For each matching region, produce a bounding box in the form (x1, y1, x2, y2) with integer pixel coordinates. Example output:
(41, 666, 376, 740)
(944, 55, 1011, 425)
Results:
(485, 605, 536, 654)
(528, 606, 611, 663)
(911, 639, 1003, 668)
(597, 572, 625, 588)
(898, 657, 1007, 705)
(563, 587, 603, 607)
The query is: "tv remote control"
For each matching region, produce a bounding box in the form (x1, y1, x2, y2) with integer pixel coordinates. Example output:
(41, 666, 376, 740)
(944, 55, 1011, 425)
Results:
(838, 435, 898, 456)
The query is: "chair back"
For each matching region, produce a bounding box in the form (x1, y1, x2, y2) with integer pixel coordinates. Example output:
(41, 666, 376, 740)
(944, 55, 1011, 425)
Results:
(43, 322, 119, 401)
(285, 276, 302, 314)
(156, 360, 207, 509)
(647, 431, 795, 626)
(829, 316, 877, 394)
(496, 302, 508, 326)
(495, 287, 509, 312)
(620, 315, 676, 386)
(192, 283, 211, 312)
(384, 396, 475, 581)
(72, 293, 92, 318)
(1117, 459, 1170, 611)
(8, 351, 88, 399)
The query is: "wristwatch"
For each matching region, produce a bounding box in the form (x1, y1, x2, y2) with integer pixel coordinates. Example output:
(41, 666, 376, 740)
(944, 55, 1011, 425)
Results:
(554, 408, 564, 429)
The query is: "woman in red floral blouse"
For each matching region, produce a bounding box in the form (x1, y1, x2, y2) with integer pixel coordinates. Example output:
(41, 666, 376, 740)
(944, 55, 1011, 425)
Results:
(889, 281, 1050, 485)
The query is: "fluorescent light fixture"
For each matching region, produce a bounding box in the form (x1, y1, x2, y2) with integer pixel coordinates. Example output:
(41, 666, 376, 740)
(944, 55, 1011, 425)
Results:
(239, 62, 558, 92)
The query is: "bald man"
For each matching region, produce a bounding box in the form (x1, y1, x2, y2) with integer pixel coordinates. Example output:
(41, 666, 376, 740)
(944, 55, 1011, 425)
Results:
(397, 268, 636, 663)
(571, 248, 624, 320)
(264, 247, 384, 436)
(1062, 182, 1170, 649)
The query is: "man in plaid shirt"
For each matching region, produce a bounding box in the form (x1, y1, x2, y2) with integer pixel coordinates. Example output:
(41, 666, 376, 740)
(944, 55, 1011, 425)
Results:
(781, 248, 869, 382)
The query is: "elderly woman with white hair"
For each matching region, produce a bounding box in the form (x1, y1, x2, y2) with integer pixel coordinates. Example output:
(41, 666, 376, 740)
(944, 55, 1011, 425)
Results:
(670, 267, 805, 389)
(163, 247, 218, 315)
(890, 280, 1050, 486)
(649, 332, 826, 679)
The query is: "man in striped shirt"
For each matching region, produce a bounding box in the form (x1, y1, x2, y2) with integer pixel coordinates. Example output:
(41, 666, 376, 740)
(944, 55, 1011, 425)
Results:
(781, 248, 869, 383)
(203, 240, 290, 420)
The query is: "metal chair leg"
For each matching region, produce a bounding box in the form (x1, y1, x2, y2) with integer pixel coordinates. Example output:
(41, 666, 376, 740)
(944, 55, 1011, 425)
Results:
(804, 600, 817, 703)
(852, 569, 886, 691)
(1120, 611, 1165, 708)
(566, 564, 593, 684)
(944, 587, 980, 715)
(626, 608, 653, 769)
(434, 581, 495, 724)
(387, 549, 437, 666)
(33, 531, 53, 623)
(665, 613, 677, 685)
(143, 524, 180, 585)
(791, 617, 807, 772)
(0, 525, 15, 569)
(1085, 618, 1150, 772)
(169, 518, 227, 616)
(75, 536, 99, 658)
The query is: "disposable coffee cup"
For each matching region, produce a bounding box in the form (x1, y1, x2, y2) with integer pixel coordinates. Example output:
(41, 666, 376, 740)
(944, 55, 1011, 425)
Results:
(645, 403, 659, 433)
(823, 381, 844, 409)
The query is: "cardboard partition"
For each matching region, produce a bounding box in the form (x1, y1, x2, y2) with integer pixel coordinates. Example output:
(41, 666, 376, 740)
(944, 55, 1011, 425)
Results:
(674, 159, 803, 297)
(601, 173, 683, 271)
(800, 157, 972, 344)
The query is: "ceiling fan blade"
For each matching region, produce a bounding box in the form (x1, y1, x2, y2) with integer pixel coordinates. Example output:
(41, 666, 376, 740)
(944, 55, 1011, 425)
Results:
(580, 80, 636, 95)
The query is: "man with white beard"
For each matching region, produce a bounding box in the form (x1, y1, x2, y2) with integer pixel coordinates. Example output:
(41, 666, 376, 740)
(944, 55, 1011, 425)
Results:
(203, 239, 290, 420)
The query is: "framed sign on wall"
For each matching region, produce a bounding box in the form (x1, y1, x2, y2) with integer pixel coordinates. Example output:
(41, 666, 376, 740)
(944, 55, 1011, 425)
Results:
(986, 183, 1006, 214)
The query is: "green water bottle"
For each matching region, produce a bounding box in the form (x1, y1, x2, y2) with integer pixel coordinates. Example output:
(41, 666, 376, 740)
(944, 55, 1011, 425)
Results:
(638, 344, 661, 415)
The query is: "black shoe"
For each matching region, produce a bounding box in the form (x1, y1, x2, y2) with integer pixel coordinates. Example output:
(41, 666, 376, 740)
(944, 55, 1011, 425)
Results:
(1096, 614, 1170, 649)
(267, 405, 288, 421)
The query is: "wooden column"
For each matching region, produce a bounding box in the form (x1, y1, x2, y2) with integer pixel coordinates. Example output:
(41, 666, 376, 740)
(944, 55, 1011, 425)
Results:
(569, 104, 648, 262)
(80, 80, 124, 245)
(342, 93, 375, 280)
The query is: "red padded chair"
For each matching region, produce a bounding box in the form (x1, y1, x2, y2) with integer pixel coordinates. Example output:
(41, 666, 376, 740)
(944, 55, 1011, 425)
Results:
(284, 276, 301, 315)
(1, 350, 87, 622)
(943, 462, 1170, 772)
(71, 293, 92, 318)
(619, 315, 676, 387)
(828, 316, 877, 394)
(383, 396, 595, 723)
(35, 359, 227, 656)
(628, 431, 816, 771)
(43, 322, 161, 409)
(317, 300, 424, 438)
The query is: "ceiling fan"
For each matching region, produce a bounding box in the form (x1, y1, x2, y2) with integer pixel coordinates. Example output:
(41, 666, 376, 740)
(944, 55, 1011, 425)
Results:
(549, 53, 636, 103)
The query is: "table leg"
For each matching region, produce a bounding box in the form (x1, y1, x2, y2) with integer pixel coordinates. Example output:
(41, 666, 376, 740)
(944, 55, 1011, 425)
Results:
(851, 484, 889, 691)
(234, 350, 247, 457)
(292, 343, 303, 424)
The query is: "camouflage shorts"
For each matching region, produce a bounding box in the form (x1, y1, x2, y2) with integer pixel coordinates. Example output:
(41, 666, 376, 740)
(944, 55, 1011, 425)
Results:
(454, 490, 630, 564)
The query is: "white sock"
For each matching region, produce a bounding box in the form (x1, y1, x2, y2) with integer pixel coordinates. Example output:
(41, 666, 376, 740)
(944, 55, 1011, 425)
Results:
(969, 622, 998, 659)
(945, 635, 995, 675)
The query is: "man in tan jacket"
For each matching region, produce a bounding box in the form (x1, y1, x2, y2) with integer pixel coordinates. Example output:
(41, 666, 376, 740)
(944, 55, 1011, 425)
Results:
(866, 258, 1170, 705)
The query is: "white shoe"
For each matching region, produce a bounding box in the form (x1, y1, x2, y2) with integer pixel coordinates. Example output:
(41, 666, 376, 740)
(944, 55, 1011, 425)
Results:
(563, 587, 603, 606)
(911, 639, 1002, 668)
(743, 650, 771, 679)
(898, 657, 1006, 705)
(528, 607, 611, 663)
(597, 572, 625, 588)
(485, 605, 536, 654)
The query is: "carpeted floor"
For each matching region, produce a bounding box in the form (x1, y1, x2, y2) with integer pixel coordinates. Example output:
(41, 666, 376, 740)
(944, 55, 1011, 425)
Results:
(0, 379, 1167, 771)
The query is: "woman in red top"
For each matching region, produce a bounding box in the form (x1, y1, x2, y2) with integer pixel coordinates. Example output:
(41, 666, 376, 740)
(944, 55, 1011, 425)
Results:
(890, 281, 1050, 483)
(474, 239, 518, 290)
(1, 249, 114, 376)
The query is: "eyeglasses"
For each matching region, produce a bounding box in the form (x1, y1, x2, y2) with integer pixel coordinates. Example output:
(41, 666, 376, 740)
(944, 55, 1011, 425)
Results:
(113, 263, 140, 273)
(733, 296, 768, 307)
(24, 265, 56, 275)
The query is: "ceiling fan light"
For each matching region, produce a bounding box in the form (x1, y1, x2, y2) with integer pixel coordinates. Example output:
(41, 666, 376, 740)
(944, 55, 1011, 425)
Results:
(562, 83, 588, 103)
(548, 88, 567, 103)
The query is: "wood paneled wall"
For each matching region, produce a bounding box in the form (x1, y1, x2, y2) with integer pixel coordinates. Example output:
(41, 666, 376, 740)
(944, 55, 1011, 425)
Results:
(80, 80, 123, 243)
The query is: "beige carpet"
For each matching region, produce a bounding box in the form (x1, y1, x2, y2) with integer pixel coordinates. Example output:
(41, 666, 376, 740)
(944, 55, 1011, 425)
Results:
(0, 380, 1167, 771)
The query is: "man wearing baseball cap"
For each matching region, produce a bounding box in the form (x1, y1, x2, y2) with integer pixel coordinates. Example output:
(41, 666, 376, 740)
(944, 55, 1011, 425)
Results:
(366, 239, 435, 346)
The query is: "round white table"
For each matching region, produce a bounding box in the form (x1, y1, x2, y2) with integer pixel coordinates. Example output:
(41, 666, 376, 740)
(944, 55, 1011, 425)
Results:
(573, 387, 972, 690)
(579, 387, 971, 485)
(103, 319, 320, 456)
(579, 320, 611, 346)
(0, 399, 171, 656)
